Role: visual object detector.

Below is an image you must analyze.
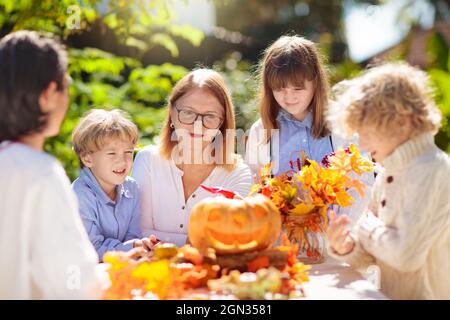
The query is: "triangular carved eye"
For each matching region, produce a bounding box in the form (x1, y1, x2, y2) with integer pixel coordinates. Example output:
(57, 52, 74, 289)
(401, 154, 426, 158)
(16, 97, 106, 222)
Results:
(232, 214, 247, 228)
(207, 210, 222, 222)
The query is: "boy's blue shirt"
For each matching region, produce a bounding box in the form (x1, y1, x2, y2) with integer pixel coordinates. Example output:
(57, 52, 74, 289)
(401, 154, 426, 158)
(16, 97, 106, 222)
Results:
(72, 167, 141, 260)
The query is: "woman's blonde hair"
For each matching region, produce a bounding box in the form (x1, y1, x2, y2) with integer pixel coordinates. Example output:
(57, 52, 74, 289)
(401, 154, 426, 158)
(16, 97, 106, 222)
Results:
(258, 35, 330, 143)
(72, 109, 139, 167)
(159, 68, 239, 171)
(328, 62, 442, 138)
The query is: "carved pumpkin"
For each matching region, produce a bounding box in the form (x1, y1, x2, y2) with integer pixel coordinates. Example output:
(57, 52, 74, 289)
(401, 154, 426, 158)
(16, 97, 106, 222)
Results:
(188, 194, 281, 255)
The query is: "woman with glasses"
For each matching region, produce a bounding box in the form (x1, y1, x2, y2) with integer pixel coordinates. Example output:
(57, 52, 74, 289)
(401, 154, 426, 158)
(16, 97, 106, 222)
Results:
(131, 69, 252, 246)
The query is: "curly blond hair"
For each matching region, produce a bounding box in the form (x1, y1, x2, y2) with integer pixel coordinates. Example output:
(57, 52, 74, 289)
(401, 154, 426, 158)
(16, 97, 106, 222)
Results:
(328, 62, 442, 139)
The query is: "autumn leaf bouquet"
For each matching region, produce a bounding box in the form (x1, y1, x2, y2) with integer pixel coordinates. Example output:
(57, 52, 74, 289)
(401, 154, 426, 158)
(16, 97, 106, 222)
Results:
(250, 144, 374, 263)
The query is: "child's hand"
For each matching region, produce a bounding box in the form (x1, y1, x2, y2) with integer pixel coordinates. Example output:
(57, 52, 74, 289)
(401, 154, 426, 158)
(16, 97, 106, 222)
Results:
(133, 235, 159, 252)
(327, 211, 355, 255)
(126, 247, 148, 260)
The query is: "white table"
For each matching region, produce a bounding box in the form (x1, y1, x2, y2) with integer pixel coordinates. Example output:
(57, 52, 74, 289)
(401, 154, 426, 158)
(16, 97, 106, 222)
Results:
(301, 258, 387, 300)
(99, 257, 388, 300)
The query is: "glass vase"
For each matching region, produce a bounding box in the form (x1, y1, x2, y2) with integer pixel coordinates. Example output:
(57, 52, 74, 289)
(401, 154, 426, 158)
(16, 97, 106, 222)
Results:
(283, 212, 327, 264)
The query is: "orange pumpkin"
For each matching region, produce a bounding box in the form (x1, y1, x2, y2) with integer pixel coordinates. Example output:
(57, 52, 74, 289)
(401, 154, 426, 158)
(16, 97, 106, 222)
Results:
(188, 194, 281, 255)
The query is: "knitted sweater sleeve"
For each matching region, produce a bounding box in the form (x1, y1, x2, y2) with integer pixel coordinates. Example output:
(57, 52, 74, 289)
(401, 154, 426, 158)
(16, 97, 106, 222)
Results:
(356, 163, 450, 272)
(327, 233, 376, 271)
(327, 176, 381, 270)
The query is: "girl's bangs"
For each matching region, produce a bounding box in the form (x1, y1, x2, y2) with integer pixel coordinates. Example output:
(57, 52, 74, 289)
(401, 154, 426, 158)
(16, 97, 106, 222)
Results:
(265, 59, 315, 90)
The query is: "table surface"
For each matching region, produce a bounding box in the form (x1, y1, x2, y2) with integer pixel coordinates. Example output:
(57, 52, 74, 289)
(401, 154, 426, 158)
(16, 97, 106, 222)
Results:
(99, 257, 388, 300)
(301, 258, 387, 300)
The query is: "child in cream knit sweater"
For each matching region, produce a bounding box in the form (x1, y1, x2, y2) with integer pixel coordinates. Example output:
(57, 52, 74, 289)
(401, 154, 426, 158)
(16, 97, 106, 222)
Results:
(326, 63, 450, 299)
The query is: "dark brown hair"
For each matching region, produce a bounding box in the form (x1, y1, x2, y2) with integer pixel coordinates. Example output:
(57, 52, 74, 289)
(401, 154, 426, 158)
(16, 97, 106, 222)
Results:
(0, 30, 68, 142)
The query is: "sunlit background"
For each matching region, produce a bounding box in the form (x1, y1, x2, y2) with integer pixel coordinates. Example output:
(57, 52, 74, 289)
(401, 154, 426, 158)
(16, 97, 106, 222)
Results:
(1, 0, 449, 180)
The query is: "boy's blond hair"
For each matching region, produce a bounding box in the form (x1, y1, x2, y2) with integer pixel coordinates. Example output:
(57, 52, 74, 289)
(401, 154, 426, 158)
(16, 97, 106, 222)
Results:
(328, 62, 442, 138)
(72, 109, 139, 167)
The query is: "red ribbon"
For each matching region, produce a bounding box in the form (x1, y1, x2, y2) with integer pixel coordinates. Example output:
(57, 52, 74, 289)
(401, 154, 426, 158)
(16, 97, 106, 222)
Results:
(200, 185, 237, 199)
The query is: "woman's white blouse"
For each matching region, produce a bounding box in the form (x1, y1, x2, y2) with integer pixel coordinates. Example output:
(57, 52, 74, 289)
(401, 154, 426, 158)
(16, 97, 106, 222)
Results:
(131, 145, 253, 246)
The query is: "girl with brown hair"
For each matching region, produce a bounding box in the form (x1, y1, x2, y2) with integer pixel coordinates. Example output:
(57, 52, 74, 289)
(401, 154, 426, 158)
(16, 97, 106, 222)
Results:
(245, 35, 373, 223)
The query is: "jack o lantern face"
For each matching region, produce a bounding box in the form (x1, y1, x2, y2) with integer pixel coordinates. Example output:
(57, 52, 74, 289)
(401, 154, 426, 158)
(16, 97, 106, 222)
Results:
(188, 195, 281, 255)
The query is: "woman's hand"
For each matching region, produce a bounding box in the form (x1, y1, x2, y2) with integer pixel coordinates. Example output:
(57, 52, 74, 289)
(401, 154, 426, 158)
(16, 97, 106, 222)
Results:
(327, 211, 355, 255)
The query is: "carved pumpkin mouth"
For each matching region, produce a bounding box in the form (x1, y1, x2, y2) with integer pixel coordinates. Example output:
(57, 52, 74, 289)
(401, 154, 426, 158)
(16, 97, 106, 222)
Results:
(206, 223, 270, 251)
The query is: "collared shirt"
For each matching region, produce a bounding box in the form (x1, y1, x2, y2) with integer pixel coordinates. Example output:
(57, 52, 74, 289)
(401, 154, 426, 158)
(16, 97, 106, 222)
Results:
(72, 167, 141, 260)
(131, 145, 252, 247)
(274, 109, 334, 175)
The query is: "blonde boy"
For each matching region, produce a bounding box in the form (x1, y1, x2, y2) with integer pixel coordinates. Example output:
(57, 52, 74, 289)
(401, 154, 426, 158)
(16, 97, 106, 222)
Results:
(72, 109, 156, 261)
(327, 63, 450, 299)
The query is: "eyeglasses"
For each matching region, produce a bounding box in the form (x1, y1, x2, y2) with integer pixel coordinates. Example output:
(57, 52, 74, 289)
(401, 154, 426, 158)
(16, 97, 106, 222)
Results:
(175, 107, 223, 129)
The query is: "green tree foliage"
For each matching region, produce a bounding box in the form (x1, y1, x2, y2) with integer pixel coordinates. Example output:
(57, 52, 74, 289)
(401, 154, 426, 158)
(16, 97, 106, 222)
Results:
(0, 0, 201, 180)
(0, 0, 204, 55)
(1, 0, 448, 182)
(427, 32, 450, 152)
(213, 52, 259, 131)
(46, 48, 188, 180)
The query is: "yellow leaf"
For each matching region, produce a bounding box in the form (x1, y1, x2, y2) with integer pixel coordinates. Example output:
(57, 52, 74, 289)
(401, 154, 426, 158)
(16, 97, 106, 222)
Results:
(281, 184, 297, 201)
(103, 251, 131, 271)
(250, 184, 261, 195)
(348, 144, 374, 175)
(131, 260, 171, 299)
(328, 149, 352, 175)
(260, 163, 273, 178)
(289, 203, 316, 216)
(335, 190, 353, 207)
(346, 179, 367, 198)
